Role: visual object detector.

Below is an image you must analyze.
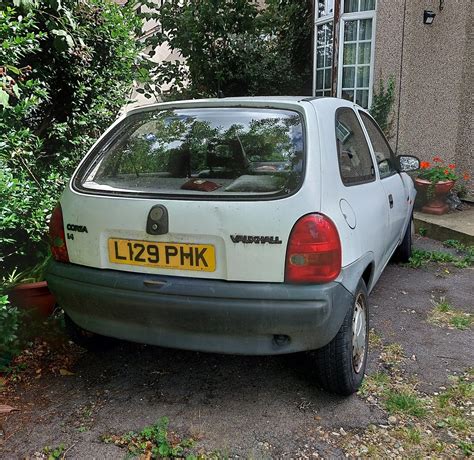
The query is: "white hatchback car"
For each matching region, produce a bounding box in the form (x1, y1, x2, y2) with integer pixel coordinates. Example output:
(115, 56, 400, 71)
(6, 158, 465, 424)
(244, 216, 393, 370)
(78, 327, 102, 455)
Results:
(47, 97, 419, 395)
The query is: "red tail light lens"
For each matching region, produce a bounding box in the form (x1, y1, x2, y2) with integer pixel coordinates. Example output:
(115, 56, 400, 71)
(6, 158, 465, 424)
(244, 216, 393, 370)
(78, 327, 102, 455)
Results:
(285, 214, 341, 283)
(49, 203, 69, 263)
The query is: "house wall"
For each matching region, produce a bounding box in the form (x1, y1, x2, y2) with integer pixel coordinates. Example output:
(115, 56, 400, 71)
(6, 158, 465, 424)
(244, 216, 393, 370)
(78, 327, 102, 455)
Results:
(374, 0, 473, 185)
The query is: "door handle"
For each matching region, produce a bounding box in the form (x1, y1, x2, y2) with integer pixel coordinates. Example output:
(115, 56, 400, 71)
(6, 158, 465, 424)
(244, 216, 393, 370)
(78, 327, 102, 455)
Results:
(388, 194, 394, 209)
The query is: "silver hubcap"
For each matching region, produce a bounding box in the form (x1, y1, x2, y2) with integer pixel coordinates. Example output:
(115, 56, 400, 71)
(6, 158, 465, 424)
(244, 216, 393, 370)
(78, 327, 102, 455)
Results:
(352, 294, 367, 374)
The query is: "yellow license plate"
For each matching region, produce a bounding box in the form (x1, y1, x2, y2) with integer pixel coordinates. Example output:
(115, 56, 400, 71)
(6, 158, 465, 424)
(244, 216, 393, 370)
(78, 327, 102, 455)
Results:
(108, 238, 216, 272)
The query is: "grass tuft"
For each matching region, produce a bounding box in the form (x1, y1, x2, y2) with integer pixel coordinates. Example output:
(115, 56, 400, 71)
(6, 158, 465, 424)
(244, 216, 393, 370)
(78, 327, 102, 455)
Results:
(428, 297, 472, 330)
(385, 390, 427, 417)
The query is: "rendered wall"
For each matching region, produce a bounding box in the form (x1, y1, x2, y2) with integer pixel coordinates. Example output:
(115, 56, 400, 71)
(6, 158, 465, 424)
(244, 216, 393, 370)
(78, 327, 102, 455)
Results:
(373, 0, 472, 186)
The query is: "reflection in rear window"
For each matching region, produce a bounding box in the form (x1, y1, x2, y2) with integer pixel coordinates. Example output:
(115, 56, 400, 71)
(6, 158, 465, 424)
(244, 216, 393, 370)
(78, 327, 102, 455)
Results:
(78, 108, 305, 198)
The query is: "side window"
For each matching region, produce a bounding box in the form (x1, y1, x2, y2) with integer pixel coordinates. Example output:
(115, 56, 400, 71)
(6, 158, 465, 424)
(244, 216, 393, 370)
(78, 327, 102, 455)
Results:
(359, 112, 397, 179)
(335, 107, 375, 185)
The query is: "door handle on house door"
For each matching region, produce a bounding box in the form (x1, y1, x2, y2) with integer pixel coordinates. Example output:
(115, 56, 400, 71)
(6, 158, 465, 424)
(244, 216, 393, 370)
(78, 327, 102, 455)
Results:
(388, 194, 394, 209)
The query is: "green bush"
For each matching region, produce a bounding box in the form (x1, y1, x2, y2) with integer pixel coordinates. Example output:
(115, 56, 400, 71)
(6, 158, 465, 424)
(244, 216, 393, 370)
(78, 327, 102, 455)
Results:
(140, 0, 313, 99)
(0, 295, 20, 366)
(0, 0, 142, 275)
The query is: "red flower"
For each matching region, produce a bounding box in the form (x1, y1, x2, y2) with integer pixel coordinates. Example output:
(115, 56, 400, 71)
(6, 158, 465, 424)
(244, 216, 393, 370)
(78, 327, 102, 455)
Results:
(448, 164, 455, 169)
(464, 173, 471, 181)
(420, 161, 431, 169)
(444, 169, 449, 175)
(433, 156, 442, 162)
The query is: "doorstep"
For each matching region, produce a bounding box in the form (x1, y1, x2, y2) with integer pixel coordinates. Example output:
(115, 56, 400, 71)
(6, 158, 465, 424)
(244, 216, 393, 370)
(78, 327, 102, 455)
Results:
(414, 206, 474, 245)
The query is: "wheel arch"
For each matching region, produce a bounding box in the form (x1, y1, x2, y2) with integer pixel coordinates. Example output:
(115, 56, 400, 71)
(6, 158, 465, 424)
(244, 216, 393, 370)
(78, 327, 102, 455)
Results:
(340, 252, 375, 295)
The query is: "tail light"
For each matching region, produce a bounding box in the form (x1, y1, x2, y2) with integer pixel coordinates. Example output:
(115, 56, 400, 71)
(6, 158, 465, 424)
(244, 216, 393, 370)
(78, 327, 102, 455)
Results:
(285, 214, 341, 283)
(49, 203, 69, 263)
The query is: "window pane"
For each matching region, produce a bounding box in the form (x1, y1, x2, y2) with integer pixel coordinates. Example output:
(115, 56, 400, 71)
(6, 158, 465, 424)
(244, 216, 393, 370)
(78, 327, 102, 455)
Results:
(358, 42, 371, 64)
(326, 47, 333, 67)
(317, 0, 334, 18)
(336, 108, 375, 185)
(342, 89, 354, 102)
(315, 90, 324, 97)
(344, 0, 358, 13)
(344, 20, 357, 41)
(317, 49, 325, 68)
(323, 90, 331, 96)
(360, 0, 376, 11)
(343, 66, 355, 88)
(356, 66, 370, 88)
(315, 23, 333, 96)
(358, 18, 372, 40)
(316, 70, 324, 90)
(360, 111, 396, 178)
(356, 90, 369, 108)
(343, 43, 356, 64)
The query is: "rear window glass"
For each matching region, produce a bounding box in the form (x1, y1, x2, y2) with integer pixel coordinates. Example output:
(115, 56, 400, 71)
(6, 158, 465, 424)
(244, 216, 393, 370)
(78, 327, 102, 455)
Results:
(77, 107, 305, 198)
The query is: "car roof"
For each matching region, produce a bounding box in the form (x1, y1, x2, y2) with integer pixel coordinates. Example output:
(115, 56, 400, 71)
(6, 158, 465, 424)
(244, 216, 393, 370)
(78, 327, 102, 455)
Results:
(123, 96, 361, 117)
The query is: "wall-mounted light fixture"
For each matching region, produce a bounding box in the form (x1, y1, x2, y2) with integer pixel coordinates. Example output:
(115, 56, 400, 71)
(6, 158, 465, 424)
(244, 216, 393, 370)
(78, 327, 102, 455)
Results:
(423, 10, 436, 24)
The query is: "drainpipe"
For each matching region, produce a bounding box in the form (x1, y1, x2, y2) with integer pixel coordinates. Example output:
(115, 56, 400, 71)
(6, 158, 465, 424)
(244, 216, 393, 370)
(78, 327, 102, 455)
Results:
(395, 0, 408, 153)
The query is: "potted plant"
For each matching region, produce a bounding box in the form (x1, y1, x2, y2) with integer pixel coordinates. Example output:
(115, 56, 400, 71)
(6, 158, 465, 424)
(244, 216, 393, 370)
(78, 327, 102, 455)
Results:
(414, 156, 459, 215)
(3, 257, 56, 318)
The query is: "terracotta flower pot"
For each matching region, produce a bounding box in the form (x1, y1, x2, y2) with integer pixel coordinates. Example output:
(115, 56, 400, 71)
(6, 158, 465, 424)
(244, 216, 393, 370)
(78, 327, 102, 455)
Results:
(414, 178, 455, 215)
(8, 281, 56, 318)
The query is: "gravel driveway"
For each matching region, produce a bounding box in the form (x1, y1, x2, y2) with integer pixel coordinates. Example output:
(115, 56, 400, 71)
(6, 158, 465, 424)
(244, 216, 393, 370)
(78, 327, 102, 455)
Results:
(1, 237, 472, 459)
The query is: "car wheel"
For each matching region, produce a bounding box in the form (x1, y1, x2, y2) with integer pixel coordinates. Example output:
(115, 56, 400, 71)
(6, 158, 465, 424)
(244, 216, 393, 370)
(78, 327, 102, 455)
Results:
(64, 312, 114, 351)
(394, 216, 413, 263)
(311, 279, 369, 396)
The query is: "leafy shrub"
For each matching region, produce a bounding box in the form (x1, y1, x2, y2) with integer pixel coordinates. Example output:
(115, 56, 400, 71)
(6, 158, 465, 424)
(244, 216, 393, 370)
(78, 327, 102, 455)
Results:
(0, 0, 142, 275)
(0, 295, 20, 366)
(140, 0, 313, 99)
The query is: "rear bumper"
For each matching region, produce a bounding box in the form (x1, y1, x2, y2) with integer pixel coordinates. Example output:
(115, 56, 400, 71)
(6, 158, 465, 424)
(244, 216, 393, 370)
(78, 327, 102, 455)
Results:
(46, 261, 354, 355)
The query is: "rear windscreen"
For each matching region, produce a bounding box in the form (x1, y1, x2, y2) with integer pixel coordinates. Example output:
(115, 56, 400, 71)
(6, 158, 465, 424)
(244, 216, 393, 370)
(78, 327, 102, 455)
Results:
(77, 107, 305, 198)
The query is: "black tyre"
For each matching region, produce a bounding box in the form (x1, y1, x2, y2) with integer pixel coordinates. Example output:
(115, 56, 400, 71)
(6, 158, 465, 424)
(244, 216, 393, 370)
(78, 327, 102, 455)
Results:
(64, 312, 114, 351)
(394, 216, 413, 263)
(312, 279, 369, 396)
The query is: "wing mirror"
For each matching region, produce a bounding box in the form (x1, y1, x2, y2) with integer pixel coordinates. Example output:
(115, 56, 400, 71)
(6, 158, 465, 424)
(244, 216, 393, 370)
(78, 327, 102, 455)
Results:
(396, 155, 420, 172)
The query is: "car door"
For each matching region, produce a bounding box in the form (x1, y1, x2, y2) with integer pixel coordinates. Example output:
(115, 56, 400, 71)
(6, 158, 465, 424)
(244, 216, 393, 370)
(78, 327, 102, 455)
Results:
(358, 111, 409, 259)
(328, 106, 389, 279)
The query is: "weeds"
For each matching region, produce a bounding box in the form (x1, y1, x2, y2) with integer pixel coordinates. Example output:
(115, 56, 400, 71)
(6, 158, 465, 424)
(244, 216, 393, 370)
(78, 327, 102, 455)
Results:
(407, 248, 471, 269)
(385, 390, 427, 417)
(42, 444, 65, 460)
(101, 417, 195, 459)
(368, 328, 383, 348)
(418, 227, 427, 237)
(458, 441, 473, 456)
(428, 297, 472, 330)
(450, 315, 472, 330)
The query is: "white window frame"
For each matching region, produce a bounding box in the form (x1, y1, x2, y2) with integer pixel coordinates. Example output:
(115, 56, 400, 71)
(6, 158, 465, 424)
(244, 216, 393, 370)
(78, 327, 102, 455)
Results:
(337, 2, 376, 108)
(312, 2, 335, 96)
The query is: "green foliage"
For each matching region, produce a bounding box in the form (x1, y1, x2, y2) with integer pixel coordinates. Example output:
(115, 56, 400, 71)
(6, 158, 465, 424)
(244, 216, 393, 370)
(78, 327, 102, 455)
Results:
(42, 444, 65, 460)
(0, 0, 142, 275)
(101, 417, 195, 459)
(139, 0, 313, 99)
(458, 441, 473, 456)
(369, 76, 395, 138)
(450, 315, 471, 330)
(385, 390, 427, 417)
(0, 295, 21, 365)
(418, 227, 427, 237)
(407, 248, 472, 269)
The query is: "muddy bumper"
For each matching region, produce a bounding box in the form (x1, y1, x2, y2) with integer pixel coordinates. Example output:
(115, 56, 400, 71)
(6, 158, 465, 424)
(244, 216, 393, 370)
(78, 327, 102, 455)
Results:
(46, 261, 355, 355)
